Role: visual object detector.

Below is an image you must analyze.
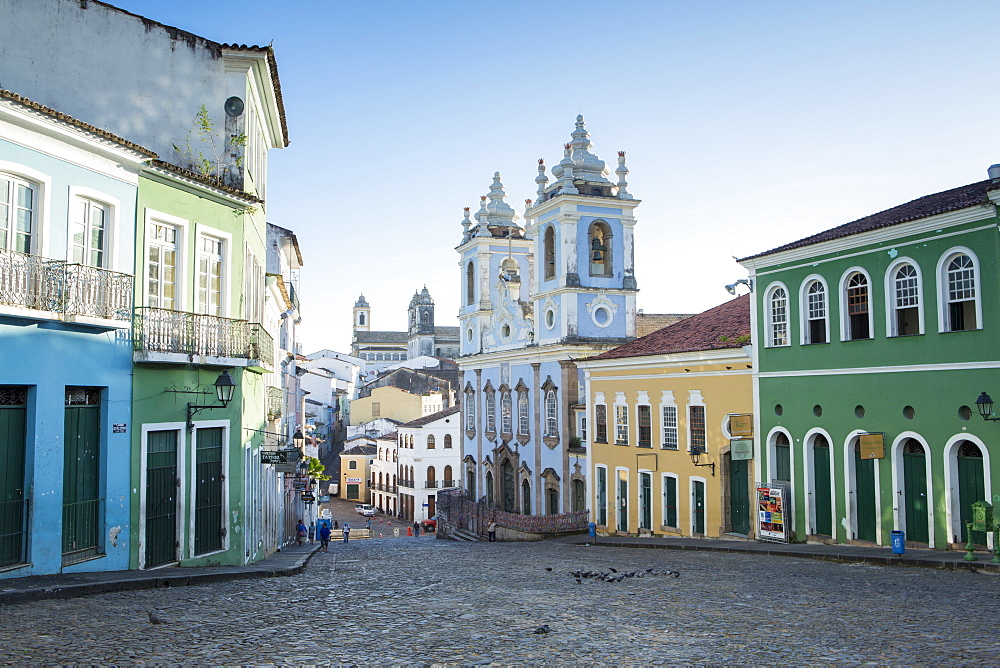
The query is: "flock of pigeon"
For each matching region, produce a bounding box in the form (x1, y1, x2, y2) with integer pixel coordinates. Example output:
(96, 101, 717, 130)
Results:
(566, 565, 680, 584)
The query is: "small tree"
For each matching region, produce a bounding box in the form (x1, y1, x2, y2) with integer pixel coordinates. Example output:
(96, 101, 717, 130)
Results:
(172, 105, 247, 186)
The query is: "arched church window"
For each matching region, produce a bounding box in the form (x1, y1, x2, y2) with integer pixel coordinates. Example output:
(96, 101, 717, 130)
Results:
(589, 221, 612, 278)
(466, 261, 475, 305)
(544, 226, 556, 280)
(358, 313, 365, 325)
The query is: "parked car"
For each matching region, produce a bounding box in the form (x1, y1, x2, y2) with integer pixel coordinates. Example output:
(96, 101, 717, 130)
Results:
(362, 507, 376, 517)
(354, 503, 365, 513)
(357, 504, 374, 515)
(421, 516, 437, 532)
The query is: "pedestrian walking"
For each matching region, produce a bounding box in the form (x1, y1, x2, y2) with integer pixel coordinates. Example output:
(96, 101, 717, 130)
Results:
(295, 519, 307, 546)
(343, 522, 351, 543)
(308, 521, 316, 544)
(487, 518, 497, 542)
(413, 521, 420, 537)
(333, 519, 339, 530)
(366, 519, 371, 531)
(319, 524, 331, 551)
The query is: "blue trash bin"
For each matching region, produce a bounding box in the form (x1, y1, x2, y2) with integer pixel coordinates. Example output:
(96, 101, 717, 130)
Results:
(891, 530, 905, 555)
(588, 522, 596, 537)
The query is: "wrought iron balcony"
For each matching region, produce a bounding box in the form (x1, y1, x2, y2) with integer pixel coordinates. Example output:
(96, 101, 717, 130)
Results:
(133, 307, 273, 369)
(424, 480, 439, 489)
(0, 248, 132, 325)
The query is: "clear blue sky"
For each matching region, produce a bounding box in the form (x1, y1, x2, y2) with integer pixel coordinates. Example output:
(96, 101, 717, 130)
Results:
(124, 0, 1000, 352)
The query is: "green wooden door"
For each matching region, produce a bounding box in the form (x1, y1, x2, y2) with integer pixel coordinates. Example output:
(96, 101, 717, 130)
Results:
(63, 389, 101, 561)
(902, 440, 929, 543)
(813, 436, 832, 536)
(639, 472, 651, 530)
(146, 429, 178, 567)
(597, 467, 607, 526)
(957, 441, 986, 545)
(854, 444, 876, 542)
(0, 387, 27, 568)
(617, 472, 628, 532)
(693, 480, 705, 534)
(664, 476, 677, 528)
(729, 457, 750, 535)
(194, 427, 224, 556)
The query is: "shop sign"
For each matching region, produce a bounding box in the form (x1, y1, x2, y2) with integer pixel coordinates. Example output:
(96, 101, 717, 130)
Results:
(756, 482, 790, 543)
(729, 414, 753, 437)
(731, 439, 753, 460)
(301, 492, 316, 502)
(293, 478, 308, 490)
(859, 433, 885, 459)
(346, 477, 362, 484)
(261, 451, 286, 464)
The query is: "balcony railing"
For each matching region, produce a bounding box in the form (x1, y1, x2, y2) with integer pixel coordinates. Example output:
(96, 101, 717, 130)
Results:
(425, 480, 439, 489)
(399, 479, 414, 489)
(134, 307, 272, 366)
(0, 248, 132, 323)
(267, 386, 283, 421)
(442, 479, 456, 488)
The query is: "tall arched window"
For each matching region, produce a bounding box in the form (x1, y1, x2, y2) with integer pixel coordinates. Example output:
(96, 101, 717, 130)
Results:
(444, 465, 453, 486)
(845, 271, 871, 340)
(444, 434, 452, 448)
(465, 390, 475, 431)
(500, 391, 512, 434)
(545, 390, 558, 436)
(427, 434, 436, 449)
(543, 226, 556, 280)
(943, 252, 978, 331)
(358, 312, 365, 325)
(889, 262, 921, 336)
(766, 285, 788, 347)
(803, 279, 827, 344)
(518, 391, 529, 435)
(1, 173, 37, 254)
(588, 220, 613, 277)
(466, 261, 475, 305)
(522, 479, 532, 515)
(426, 466, 436, 487)
(485, 391, 496, 434)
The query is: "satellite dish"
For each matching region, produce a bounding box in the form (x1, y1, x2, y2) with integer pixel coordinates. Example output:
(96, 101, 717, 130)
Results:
(224, 96, 245, 118)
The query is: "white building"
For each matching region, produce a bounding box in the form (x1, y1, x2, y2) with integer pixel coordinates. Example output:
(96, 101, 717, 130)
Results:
(371, 434, 399, 516)
(397, 406, 462, 521)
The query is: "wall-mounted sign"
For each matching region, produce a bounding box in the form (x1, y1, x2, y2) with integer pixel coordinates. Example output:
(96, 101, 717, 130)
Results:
(113, 423, 127, 434)
(261, 451, 286, 464)
(301, 492, 316, 502)
(859, 433, 885, 459)
(729, 414, 753, 438)
(346, 477, 362, 484)
(731, 439, 753, 461)
(293, 479, 308, 490)
(756, 482, 790, 544)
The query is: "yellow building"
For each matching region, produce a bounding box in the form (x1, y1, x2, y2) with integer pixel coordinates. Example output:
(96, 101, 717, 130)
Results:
(350, 385, 452, 425)
(339, 441, 376, 502)
(577, 296, 753, 539)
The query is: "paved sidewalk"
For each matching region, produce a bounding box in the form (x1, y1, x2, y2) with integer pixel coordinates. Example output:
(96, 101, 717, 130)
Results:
(0, 542, 320, 606)
(560, 532, 1000, 572)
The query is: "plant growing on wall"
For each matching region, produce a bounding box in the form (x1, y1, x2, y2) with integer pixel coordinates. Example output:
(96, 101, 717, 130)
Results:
(173, 105, 247, 187)
(306, 456, 330, 481)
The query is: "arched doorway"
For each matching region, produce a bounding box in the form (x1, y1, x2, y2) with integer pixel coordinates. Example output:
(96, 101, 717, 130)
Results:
(484, 471, 493, 506)
(853, 438, 876, 542)
(957, 440, 986, 544)
(572, 479, 585, 512)
(902, 438, 929, 544)
(812, 434, 833, 536)
(521, 480, 531, 515)
(502, 460, 515, 512)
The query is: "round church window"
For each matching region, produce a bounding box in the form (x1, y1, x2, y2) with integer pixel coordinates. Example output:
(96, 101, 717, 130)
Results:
(592, 306, 612, 328)
(545, 309, 555, 329)
(467, 328, 473, 343)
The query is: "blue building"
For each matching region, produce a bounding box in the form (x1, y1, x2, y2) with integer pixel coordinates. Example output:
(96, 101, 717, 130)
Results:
(457, 117, 640, 515)
(0, 90, 150, 577)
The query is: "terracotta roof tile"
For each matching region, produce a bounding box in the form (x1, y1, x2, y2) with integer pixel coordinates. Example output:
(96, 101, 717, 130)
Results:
(741, 179, 1000, 261)
(401, 405, 461, 428)
(587, 295, 750, 360)
(1, 89, 156, 157)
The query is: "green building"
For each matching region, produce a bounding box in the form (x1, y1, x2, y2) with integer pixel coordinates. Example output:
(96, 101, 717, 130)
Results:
(131, 166, 273, 569)
(739, 170, 1000, 550)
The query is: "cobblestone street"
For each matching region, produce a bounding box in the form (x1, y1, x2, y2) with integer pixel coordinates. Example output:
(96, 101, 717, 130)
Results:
(3, 536, 1000, 665)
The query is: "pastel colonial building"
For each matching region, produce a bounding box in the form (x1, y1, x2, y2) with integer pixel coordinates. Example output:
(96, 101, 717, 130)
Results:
(739, 167, 1000, 550)
(0, 90, 149, 577)
(397, 405, 462, 521)
(458, 117, 638, 516)
(578, 296, 752, 539)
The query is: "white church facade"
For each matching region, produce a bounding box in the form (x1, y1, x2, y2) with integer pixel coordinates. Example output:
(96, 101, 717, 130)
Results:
(458, 116, 639, 516)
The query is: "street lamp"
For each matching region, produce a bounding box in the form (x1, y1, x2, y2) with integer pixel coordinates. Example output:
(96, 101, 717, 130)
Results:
(293, 428, 305, 450)
(688, 444, 716, 476)
(976, 392, 1000, 421)
(186, 370, 237, 430)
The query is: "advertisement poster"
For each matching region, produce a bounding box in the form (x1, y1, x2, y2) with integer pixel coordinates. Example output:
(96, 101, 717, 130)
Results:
(756, 483, 788, 543)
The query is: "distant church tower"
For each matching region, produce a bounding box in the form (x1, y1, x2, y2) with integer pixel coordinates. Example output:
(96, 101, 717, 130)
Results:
(407, 286, 436, 358)
(353, 294, 370, 333)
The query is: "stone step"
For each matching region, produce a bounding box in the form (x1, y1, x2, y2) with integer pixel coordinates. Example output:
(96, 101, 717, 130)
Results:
(449, 528, 482, 542)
